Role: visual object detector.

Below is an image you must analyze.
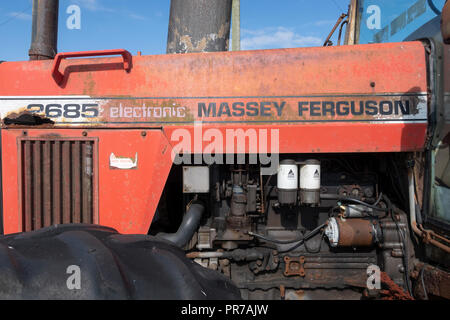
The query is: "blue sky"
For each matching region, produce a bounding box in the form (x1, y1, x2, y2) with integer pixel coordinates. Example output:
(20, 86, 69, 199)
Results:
(0, 0, 349, 61)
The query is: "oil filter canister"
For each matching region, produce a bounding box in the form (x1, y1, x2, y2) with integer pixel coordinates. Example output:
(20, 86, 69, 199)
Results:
(299, 159, 320, 205)
(277, 159, 298, 205)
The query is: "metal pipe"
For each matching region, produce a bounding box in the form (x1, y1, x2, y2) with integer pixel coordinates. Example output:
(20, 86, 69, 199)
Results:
(344, 0, 357, 45)
(323, 13, 347, 46)
(231, 0, 240, 51)
(408, 169, 418, 227)
(187, 248, 264, 261)
(408, 167, 450, 253)
(157, 203, 205, 248)
(320, 194, 378, 206)
(166, 0, 232, 53)
(29, 0, 59, 60)
(186, 251, 225, 259)
(337, 19, 349, 45)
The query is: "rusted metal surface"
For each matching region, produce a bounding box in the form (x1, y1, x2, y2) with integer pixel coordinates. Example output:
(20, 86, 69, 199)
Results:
(43, 141, 51, 226)
(323, 14, 348, 46)
(413, 152, 425, 208)
(379, 272, 414, 300)
(225, 253, 377, 291)
(284, 256, 306, 277)
(279, 285, 285, 300)
(231, 0, 240, 51)
(72, 141, 81, 223)
(0, 43, 430, 153)
(409, 220, 450, 254)
(233, 265, 370, 290)
(23, 141, 32, 231)
(442, 0, 450, 44)
(81, 142, 93, 224)
(52, 49, 132, 85)
(336, 218, 375, 247)
(218, 227, 253, 242)
(345, 0, 358, 45)
(52, 139, 61, 224)
(19, 137, 96, 231)
(413, 263, 450, 300)
(62, 141, 70, 224)
(420, 224, 450, 252)
(2, 129, 173, 235)
(3, 111, 54, 126)
(29, 0, 59, 60)
(167, 0, 232, 53)
(32, 140, 42, 229)
(337, 19, 349, 46)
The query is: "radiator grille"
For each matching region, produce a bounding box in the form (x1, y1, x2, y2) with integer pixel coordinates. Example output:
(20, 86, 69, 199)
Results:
(19, 138, 96, 231)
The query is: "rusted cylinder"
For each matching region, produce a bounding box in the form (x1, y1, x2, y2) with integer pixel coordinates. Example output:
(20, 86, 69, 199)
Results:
(231, 0, 240, 51)
(166, 0, 232, 53)
(29, 0, 59, 60)
(336, 218, 374, 246)
(325, 217, 379, 247)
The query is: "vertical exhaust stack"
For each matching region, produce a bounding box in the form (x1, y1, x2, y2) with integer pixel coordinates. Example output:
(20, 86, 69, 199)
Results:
(231, 0, 240, 51)
(166, 0, 232, 53)
(29, 0, 59, 60)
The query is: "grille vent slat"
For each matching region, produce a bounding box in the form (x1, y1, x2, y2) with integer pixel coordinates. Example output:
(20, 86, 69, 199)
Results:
(20, 139, 95, 231)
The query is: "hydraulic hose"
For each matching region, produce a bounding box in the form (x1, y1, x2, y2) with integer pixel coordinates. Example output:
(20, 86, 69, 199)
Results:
(247, 224, 326, 253)
(157, 202, 205, 248)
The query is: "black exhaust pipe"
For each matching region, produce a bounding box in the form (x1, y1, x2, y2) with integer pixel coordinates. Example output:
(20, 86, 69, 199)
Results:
(167, 0, 232, 53)
(29, 0, 59, 60)
(157, 202, 205, 248)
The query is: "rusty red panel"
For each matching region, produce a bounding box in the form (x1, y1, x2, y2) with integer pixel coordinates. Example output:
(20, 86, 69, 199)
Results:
(72, 141, 81, 223)
(52, 140, 61, 225)
(32, 141, 42, 230)
(81, 142, 93, 224)
(23, 141, 32, 232)
(0, 42, 427, 97)
(16, 136, 97, 232)
(43, 141, 51, 227)
(0, 42, 429, 153)
(62, 141, 71, 224)
(2, 129, 172, 235)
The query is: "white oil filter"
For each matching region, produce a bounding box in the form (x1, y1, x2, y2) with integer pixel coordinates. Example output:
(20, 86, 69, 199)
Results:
(277, 159, 298, 205)
(299, 159, 320, 205)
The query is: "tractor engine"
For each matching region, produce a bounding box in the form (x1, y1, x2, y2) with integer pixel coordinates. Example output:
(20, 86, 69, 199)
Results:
(153, 153, 415, 300)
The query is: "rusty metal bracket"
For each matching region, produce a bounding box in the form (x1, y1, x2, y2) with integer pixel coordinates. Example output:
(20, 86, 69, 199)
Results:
(323, 13, 348, 46)
(283, 256, 306, 277)
(51, 49, 132, 85)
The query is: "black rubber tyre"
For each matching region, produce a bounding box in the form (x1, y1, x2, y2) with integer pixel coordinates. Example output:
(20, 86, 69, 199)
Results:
(0, 224, 241, 300)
